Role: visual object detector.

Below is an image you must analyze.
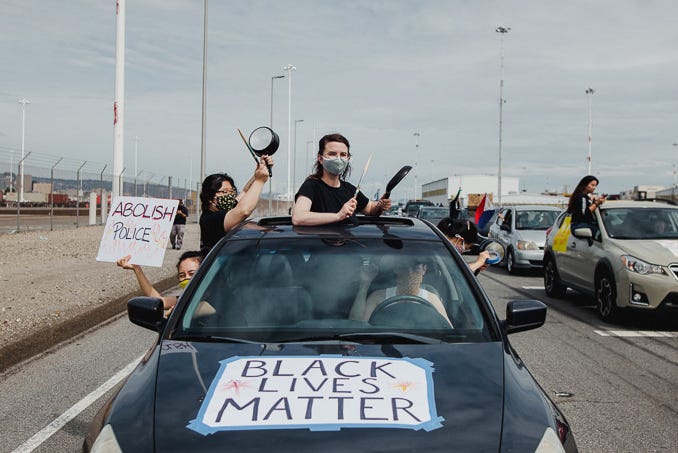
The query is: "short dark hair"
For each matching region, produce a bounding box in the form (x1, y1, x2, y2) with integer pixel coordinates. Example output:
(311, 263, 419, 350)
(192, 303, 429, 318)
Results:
(437, 217, 478, 244)
(200, 173, 237, 211)
(176, 250, 205, 270)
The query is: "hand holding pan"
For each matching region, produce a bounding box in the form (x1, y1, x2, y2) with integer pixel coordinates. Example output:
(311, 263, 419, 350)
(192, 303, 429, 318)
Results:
(249, 126, 279, 177)
(383, 165, 412, 199)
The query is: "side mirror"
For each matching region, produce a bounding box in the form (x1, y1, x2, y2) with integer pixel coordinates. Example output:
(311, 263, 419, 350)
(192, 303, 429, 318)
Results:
(502, 300, 546, 334)
(573, 227, 592, 238)
(128, 297, 166, 332)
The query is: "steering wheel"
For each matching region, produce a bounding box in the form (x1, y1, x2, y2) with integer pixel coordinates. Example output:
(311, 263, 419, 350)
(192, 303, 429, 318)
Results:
(368, 295, 451, 329)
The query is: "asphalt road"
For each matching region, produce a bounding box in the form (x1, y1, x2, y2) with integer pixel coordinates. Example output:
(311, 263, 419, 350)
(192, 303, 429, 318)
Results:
(1, 267, 676, 453)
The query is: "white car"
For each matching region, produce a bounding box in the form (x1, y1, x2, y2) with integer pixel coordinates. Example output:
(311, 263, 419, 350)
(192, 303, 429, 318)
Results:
(543, 200, 678, 321)
(488, 205, 563, 274)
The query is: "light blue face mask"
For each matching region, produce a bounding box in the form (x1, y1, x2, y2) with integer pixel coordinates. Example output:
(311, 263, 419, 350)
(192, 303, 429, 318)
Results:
(321, 156, 348, 176)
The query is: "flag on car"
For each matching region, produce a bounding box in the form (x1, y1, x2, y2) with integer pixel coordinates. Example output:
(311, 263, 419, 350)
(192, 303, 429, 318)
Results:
(475, 193, 494, 225)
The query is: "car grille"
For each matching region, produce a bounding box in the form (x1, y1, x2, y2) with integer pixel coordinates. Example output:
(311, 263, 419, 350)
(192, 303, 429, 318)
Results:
(529, 260, 544, 266)
(669, 264, 678, 280)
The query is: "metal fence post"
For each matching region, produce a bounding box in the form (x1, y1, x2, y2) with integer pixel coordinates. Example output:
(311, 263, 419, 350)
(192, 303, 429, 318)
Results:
(50, 157, 63, 231)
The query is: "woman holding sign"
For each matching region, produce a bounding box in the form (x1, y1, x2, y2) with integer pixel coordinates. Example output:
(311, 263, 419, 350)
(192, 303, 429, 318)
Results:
(292, 133, 391, 226)
(200, 155, 273, 249)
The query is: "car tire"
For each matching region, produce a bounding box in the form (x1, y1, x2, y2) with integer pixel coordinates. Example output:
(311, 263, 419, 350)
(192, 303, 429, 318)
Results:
(596, 271, 618, 321)
(544, 257, 567, 298)
(506, 249, 517, 274)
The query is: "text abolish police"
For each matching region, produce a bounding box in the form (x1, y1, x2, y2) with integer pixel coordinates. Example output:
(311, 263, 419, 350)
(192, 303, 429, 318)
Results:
(110, 201, 176, 242)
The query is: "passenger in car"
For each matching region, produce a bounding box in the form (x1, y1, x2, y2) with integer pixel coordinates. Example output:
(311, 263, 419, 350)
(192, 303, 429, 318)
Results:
(349, 257, 453, 326)
(567, 175, 606, 236)
(437, 217, 490, 274)
(199, 155, 273, 249)
(292, 133, 391, 226)
(116, 250, 204, 315)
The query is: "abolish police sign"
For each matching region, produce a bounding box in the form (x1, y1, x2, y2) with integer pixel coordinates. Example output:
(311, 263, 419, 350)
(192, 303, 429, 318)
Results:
(188, 356, 443, 435)
(96, 196, 178, 267)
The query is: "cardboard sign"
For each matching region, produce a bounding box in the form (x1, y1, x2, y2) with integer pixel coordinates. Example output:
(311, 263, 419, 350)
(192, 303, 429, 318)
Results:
(188, 355, 443, 435)
(96, 196, 178, 267)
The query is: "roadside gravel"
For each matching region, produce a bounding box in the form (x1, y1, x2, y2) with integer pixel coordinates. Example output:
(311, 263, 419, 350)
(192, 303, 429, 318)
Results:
(0, 223, 201, 372)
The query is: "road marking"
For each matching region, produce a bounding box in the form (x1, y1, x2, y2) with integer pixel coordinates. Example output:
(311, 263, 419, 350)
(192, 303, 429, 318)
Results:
(11, 356, 142, 453)
(522, 286, 544, 290)
(594, 330, 676, 338)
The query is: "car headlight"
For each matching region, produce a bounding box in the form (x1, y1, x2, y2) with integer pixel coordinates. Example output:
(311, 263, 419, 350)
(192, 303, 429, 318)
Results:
(621, 255, 664, 275)
(90, 424, 122, 453)
(516, 240, 539, 250)
(535, 427, 566, 453)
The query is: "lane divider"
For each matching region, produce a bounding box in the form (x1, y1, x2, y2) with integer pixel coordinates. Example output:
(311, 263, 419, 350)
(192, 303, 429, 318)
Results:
(594, 330, 676, 338)
(11, 356, 143, 453)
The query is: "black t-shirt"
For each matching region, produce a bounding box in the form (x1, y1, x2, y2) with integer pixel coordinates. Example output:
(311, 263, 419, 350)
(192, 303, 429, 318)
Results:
(200, 210, 227, 249)
(295, 178, 369, 222)
(569, 194, 594, 224)
(174, 205, 188, 225)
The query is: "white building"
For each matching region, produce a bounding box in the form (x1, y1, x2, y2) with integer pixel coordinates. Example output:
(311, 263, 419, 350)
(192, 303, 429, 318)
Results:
(421, 175, 520, 207)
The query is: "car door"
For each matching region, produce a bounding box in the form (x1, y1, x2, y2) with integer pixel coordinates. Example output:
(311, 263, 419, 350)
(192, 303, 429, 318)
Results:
(496, 208, 514, 252)
(562, 227, 599, 291)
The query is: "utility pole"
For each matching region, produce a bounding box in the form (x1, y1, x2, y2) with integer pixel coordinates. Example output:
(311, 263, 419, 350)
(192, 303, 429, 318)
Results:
(496, 26, 510, 206)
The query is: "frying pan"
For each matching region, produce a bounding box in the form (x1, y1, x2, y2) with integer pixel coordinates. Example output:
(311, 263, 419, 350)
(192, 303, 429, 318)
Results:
(383, 165, 412, 199)
(249, 126, 279, 177)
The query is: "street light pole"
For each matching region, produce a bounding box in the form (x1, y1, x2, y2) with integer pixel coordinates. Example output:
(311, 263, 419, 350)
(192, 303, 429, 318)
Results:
(496, 26, 510, 206)
(18, 98, 30, 204)
(586, 87, 595, 174)
(673, 142, 678, 203)
(293, 119, 304, 196)
(413, 132, 420, 200)
(199, 0, 208, 221)
(270, 75, 285, 129)
(268, 74, 285, 215)
(283, 64, 296, 202)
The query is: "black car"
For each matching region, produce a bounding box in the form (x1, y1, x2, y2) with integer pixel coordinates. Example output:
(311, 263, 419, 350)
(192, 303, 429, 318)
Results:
(84, 217, 577, 453)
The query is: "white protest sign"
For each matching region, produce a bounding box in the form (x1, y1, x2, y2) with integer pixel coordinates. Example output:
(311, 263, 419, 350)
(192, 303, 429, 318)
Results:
(188, 356, 443, 435)
(96, 196, 178, 267)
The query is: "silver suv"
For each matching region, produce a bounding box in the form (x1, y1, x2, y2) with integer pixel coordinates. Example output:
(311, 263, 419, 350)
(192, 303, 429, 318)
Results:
(487, 205, 562, 274)
(543, 200, 678, 321)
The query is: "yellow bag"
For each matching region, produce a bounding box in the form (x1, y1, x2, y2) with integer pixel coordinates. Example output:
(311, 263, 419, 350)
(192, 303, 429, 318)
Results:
(552, 215, 571, 253)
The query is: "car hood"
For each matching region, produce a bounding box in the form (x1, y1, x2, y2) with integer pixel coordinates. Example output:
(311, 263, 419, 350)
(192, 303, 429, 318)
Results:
(611, 238, 678, 265)
(148, 340, 510, 452)
(514, 229, 548, 246)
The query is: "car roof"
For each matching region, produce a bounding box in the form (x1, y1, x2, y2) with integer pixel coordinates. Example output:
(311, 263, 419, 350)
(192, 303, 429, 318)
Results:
(600, 200, 678, 209)
(226, 216, 443, 242)
(504, 205, 563, 211)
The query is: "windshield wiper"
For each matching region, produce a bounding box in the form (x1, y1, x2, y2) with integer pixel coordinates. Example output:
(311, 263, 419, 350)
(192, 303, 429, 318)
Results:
(337, 332, 455, 344)
(171, 333, 262, 344)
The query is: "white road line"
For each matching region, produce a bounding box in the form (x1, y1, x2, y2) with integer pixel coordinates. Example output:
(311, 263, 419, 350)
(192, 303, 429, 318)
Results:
(594, 330, 676, 338)
(11, 356, 142, 453)
(522, 286, 544, 290)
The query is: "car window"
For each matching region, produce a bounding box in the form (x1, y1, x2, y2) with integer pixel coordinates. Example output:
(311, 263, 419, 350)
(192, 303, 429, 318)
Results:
(515, 210, 560, 230)
(601, 207, 678, 239)
(177, 238, 491, 343)
(418, 207, 448, 219)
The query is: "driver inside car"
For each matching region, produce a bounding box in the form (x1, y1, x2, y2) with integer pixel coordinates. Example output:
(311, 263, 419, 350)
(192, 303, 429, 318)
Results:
(349, 257, 453, 327)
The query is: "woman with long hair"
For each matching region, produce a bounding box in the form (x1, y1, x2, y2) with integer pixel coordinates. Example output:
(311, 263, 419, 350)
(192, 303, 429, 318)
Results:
(292, 133, 391, 226)
(567, 175, 606, 235)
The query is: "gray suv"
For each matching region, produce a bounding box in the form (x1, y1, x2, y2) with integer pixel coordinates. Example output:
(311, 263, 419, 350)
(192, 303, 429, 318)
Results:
(487, 205, 562, 274)
(543, 200, 678, 321)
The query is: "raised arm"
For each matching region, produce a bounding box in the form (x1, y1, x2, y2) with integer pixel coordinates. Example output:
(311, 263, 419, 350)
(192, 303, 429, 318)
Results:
(116, 255, 177, 309)
(223, 157, 271, 231)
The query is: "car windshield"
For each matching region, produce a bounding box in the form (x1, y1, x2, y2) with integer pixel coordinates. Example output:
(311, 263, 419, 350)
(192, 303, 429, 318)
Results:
(419, 207, 448, 220)
(601, 207, 678, 239)
(515, 210, 560, 230)
(174, 237, 491, 344)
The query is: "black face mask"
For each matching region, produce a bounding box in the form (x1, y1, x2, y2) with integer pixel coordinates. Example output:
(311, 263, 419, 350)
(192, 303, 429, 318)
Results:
(215, 193, 238, 212)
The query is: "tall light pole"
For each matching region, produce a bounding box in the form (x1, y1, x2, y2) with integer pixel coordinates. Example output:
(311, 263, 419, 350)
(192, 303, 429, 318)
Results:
(112, 0, 126, 199)
(199, 0, 208, 219)
(673, 142, 678, 202)
(586, 87, 595, 175)
(268, 74, 285, 215)
(270, 75, 285, 128)
(283, 64, 296, 201)
(18, 98, 30, 203)
(413, 132, 420, 200)
(293, 119, 304, 195)
(496, 26, 510, 206)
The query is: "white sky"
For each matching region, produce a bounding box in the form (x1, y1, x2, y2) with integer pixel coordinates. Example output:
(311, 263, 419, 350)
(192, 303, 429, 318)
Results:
(1, 0, 677, 201)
